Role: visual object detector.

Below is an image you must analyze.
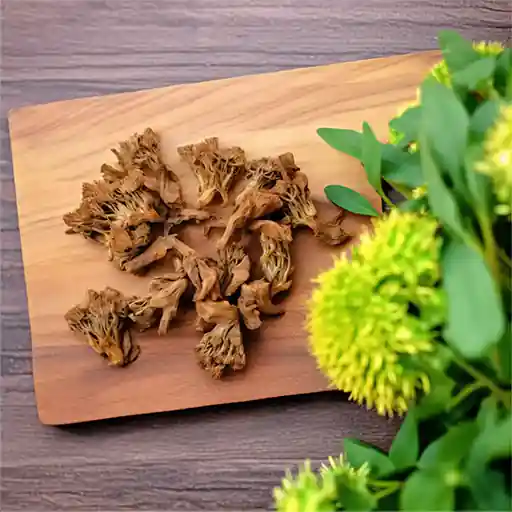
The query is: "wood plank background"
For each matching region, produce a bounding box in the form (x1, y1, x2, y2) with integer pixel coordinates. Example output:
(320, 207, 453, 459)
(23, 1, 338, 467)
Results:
(1, 1, 510, 509)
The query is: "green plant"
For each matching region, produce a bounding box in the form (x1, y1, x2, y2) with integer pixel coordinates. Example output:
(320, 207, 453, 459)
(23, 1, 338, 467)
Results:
(274, 31, 511, 511)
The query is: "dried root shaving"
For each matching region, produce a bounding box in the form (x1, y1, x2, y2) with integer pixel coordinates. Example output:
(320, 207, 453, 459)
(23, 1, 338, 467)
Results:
(217, 188, 283, 250)
(250, 220, 293, 296)
(238, 280, 284, 330)
(178, 137, 246, 207)
(196, 319, 246, 379)
(216, 243, 251, 297)
(65, 288, 140, 367)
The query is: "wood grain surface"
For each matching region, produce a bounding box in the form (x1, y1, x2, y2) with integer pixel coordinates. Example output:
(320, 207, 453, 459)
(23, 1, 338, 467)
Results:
(9, 50, 440, 426)
(1, 0, 510, 509)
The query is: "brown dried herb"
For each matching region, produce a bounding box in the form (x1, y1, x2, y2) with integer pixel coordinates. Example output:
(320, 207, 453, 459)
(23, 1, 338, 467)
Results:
(216, 243, 251, 297)
(273, 172, 317, 231)
(195, 299, 239, 332)
(315, 211, 353, 246)
(237, 279, 284, 330)
(123, 234, 178, 274)
(165, 208, 212, 231)
(195, 319, 245, 379)
(170, 237, 222, 301)
(65, 287, 140, 367)
(147, 273, 189, 335)
(105, 223, 150, 270)
(178, 137, 246, 207)
(250, 220, 293, 296)
(106, 189, 166, 229)
(217, 188, 283, 250)
(127, 296, 158, 332)
(247, 152, 299, 190)
(63, 198, 112, 243)
(127, 259, 189, 334)
(102, 127, 182, 208)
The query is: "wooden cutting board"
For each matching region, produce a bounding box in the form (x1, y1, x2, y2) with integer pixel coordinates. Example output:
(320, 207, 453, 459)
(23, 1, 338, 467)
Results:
(9, 50, 439, 425)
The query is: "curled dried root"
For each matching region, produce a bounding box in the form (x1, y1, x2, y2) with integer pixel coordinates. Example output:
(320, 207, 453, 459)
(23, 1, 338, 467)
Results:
(65, 288, 140, 367)
(178, 137, 245, 207)
(250, 220, 293, 296)
(237, 280, 284, 330)
(195, 319, 246, 379)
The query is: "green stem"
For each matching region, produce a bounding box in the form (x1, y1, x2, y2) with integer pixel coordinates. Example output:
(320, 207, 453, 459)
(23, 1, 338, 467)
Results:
(477, 209, 500, 282)
(368, 479, 403, 489)
(497, 247, 512, 269)
(381, 193, 395, 208)
(373, 482, 402, 500)
(448, 381, 484, 410)
(452, 351, 511, 407)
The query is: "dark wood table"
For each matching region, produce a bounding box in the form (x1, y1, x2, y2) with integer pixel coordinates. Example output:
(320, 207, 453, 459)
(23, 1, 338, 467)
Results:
(1, 1, 510, 509)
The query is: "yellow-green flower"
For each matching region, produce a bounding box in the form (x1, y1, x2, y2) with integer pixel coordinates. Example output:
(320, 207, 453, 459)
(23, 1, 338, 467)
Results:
(308, 210, 445, 416)
(274, 456, 370, 512)
(476, 103, 512, 216)
(412, 185, 427, 199)
(430, 40, 505, 89)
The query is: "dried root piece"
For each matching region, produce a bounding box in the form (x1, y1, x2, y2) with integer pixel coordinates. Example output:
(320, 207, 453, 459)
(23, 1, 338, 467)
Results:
(166, 208, 212, 231)
(106, 223, 152, 270)
(63, 198, 111, 243)
(178, 137, 246, 207)
(250, 220, 293, 296)
(216, 243, 251, 297)
(195, 299, 239, 332)
(64, 180, 167, 273)
(123, 234, 178, 274)
(105, 189, 166, 229)
(315, 211, 353, 246)
(148, 272, 189, 335)
(103, 127, 182, 208)
(247, 152, 299, 190)
(195, 319, 246, 379)
(128, 296, 157, 332)
(237, 280, 284, 330)
(273, 171, 317, 231)
(217, 188, 283, 250)
(65, 288, 140, 367)
(166, 237, 221, 301)
(127, 259, 189, 334)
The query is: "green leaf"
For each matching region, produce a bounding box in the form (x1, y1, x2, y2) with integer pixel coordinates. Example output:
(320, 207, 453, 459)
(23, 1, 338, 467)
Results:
(467, 404, 512, 510)
(452, 57, 496, 89)
(343, 439, 394, 477)
(438, 30, 480, 73)
(388, 106, 421, 147)
(416, 369, 456, 419)
(421, 78, 469, 190)
(418, 421, 478, 470)
(468, 468, 512, 511)
(493, 48, 512, 97)
(383, 151, 424, 189)
(389, 410, 419, 469)
(324, 185, 379, 217)
(398, 196, 428, 214)
(419, 135, 468, 241)
(362, 122, 383, 195)
(469, 99, 501, 139)
(442, 238, 506, 358)
(317, 128, 363, 159)
(401, 470, 455, 511)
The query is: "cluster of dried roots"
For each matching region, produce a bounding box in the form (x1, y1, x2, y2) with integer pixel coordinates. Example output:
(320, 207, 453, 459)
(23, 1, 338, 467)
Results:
(65, 129, 351, 377)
